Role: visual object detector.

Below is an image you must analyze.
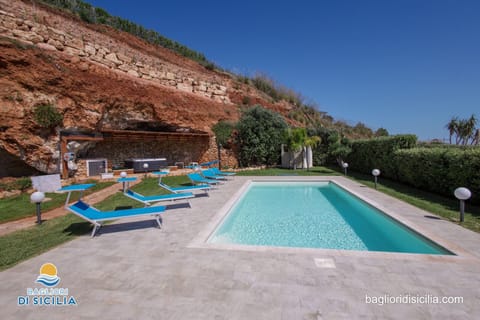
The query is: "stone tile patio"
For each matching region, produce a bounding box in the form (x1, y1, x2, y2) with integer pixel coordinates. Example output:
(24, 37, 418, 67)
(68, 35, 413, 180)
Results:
(1, 176, 479, 319)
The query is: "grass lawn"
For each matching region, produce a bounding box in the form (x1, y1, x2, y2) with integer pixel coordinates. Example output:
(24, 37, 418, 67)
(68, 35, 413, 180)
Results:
(0, 180, 115, 224)
(0, 175, 191, 270)
(328, 167, 480, 233)
(94, 175, 192, 211)
(0, 214, 90, 271)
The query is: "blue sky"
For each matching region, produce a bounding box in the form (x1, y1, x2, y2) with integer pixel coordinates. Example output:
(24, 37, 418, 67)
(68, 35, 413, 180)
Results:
(87, 0, 480, 141)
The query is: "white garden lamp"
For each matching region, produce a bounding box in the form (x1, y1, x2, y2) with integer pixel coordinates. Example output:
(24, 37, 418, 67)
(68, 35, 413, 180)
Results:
(372, 169, 380, 189)
(342, 162, 349, 176)
(454, 187, 471, 222)
(143, 163, 149, 178)
(120, 171, 128, 192)
(30, 191, 45, 224)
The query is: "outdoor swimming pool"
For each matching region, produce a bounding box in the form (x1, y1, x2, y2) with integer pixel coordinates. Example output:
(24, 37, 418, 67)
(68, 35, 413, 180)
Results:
(208, 181, 452, 255)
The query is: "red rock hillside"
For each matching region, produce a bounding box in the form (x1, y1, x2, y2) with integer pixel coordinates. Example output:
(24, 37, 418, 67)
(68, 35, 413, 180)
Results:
(0, 0, 307, 177)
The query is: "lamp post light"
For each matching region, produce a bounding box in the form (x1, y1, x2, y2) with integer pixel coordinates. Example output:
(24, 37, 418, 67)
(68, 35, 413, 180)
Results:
(30, 191, 45, 225)
(218, 143, 222, 170)
(120, 171, 127, 192)
(372, 169, 380, 189)
(342, 162, 349, 176)
(454, 187, 471, 222)
(143, 163, 149, 178)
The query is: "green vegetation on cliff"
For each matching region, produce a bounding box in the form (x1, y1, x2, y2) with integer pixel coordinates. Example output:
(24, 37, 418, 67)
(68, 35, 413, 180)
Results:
(38, 0, 215, 69)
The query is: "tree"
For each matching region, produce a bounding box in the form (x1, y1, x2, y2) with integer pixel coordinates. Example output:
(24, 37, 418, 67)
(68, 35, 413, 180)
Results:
(236, 105, 287, 167)
(446, 115, 478, 145)
(284, 128, 321, 170)
(446, 117, 459, 145)
(472, 129, 480, 146)
(284, 128, 307, 169)
(212, 120, 234, 168)
(327, 131, 352, 166)
(353, 122, 373, 137)
(212, 120, 234, 147)
(375, 128, 389, 137)
(465, 115, 477, 145)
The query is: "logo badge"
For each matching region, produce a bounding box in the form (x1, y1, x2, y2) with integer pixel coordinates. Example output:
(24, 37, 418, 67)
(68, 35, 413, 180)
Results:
(35, 263, 61, 287)
(18, 262, 77, 306)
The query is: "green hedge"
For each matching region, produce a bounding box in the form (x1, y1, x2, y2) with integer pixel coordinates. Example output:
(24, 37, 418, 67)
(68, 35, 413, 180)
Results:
(394, 148, 480, 204)
(347, 135, 417, 179)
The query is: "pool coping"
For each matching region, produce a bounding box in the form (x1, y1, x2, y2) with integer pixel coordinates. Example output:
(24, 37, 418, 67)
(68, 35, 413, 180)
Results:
(188, 176, 479, 263)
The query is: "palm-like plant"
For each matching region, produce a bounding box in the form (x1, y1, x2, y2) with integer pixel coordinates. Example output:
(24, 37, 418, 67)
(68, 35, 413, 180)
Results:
(285, 128, 306, 169)
(465, 115, 477, 145)
(445, 117, 459, 145)
(446, 115, 478, 145)
(472, 129, 480, 145)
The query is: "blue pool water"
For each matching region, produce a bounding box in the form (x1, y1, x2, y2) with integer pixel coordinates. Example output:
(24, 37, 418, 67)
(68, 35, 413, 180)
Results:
(209, 182, 452, 255)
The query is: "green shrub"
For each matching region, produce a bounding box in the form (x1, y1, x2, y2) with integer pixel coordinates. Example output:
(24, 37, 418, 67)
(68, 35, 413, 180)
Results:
(347, 135, 417, 179)
(202, 62, 215, 71)
(33, 104, 63, 128)
(13, 177, 32, 191)
(394, 147, 480, 204)
(252, 75, 279, 101)
(242, 96, 251, 106)
(236, 105, 287, 166)
(212, 120, 234, 148)
(0, 177, 32, 192)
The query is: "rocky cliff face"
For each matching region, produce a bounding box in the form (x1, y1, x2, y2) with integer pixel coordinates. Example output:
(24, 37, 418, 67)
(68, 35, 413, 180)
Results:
(0, 0, 295, 176)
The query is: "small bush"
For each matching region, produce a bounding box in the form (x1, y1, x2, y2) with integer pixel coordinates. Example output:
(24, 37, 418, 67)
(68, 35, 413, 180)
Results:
(252, 75, 279, 101)
(242, 96, 251, 106)
(202, 62, 215, 71)
(0, 177, 32, 192)
(33, 104, 63, 128)
(13, 177, 32, 191)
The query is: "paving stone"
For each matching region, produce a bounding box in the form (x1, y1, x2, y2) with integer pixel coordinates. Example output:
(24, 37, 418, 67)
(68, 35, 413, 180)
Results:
(1, 176, 479, 319)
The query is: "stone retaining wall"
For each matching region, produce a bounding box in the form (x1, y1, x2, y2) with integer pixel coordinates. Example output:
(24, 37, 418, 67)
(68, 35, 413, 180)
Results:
(0, 0, 230, 103)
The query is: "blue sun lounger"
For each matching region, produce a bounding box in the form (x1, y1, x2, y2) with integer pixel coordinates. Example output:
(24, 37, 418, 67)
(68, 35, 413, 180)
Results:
(200, 160, 219, 167)
(187, 173, 220, 185)
(159, 182, 211, 195)
(57, 183, 96, 206)
(67, 200, 165, 237)
(201, 169, 227, 181)
(153, 172, 210, 195)
(211, 167, 236, 176)
(123, 189, 194, 207)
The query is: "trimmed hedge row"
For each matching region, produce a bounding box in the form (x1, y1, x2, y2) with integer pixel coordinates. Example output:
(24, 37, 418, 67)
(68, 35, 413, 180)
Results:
(394, 148, 480, 204)
(347, 135, 417, 179)
(347, 135, 480, 203)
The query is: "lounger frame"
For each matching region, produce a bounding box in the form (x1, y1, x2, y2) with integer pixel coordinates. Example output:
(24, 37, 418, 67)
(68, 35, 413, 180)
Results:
(123, 189, 194, 207)
(67, 201, 164, 237)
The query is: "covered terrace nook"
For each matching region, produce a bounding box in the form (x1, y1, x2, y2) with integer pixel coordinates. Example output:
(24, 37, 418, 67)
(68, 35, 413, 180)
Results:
(60, 129, 212, 179)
